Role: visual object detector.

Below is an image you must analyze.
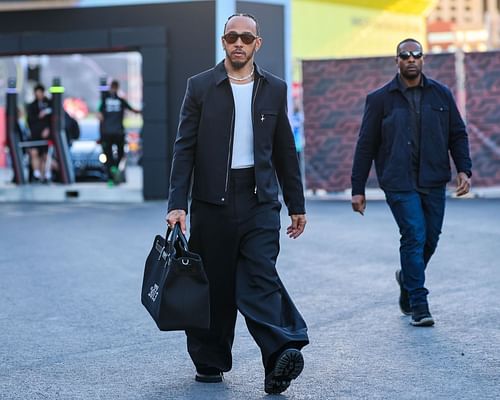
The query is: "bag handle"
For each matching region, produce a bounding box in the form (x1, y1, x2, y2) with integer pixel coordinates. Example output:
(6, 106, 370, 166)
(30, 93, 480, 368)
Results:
(166, 223, 189, 254)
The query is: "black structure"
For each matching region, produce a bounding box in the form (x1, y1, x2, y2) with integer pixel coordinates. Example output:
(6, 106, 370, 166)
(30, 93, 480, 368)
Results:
(50, 78, 75, 184)
(5, 79, 24, 184)
(0, 1, 286, 199)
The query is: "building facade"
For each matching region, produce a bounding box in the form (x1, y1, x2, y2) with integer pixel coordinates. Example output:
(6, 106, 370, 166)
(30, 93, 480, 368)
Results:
(427, 0, 500, 52)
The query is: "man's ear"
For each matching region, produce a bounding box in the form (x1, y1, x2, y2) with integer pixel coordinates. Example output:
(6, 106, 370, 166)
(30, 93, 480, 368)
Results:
(256, 37, 263, 52)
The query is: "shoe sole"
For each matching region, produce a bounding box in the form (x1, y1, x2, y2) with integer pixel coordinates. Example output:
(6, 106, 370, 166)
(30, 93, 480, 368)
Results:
(395, 270, 412, 316)
(195, 373, 223, 383)
(410, 317, 435, 327)
(264, 349, 304, 394)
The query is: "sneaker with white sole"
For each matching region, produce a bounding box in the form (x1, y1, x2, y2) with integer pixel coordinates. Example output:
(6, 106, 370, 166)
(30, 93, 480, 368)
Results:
(410, 304, 435, 327)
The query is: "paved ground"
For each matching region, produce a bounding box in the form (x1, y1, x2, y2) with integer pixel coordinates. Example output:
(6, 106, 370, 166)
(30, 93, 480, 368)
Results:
(0, 199, 499, 399)
(0, 167, 143, 202)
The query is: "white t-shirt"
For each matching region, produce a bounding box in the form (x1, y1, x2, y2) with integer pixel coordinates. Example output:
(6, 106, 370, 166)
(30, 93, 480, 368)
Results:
(230, 81, 254, 169)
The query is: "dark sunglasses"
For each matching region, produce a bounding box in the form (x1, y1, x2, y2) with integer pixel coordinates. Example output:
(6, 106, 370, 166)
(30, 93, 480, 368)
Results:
(398, 50, 423, 60)
(223, 32, 258, 45)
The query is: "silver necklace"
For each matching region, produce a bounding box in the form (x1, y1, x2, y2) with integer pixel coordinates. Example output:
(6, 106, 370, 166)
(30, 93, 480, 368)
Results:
(227, 66, 254, 82)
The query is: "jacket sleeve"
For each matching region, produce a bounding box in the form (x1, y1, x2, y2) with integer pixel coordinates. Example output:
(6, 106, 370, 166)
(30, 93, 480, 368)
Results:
(351, 93, 383, 196)
(167, 78, 200, 213)
(122, 98, 134, 112)
(447, 89, 472, 175)
(27, 102, 37, 129)
(273, 83, 306, 215)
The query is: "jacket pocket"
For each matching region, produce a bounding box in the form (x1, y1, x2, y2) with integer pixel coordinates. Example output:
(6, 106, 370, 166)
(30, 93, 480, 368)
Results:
(431, 105, 449, 112)
(259, 109, 278, 116)
(431, 104, 449, 126)
(256, 110, 279, 134)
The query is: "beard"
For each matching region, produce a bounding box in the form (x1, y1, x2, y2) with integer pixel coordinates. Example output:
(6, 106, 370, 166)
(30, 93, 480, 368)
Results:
(400, 66, 421, 80)
(226, 47, 255, 70)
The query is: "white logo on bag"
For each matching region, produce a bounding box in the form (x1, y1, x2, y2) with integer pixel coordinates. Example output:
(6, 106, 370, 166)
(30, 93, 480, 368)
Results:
(148, 284, 159, 302)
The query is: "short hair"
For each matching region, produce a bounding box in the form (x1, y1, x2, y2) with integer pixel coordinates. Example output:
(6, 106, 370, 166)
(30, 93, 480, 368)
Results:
(34, 83, 45, 92)
(396, 38, 422, 54)
(224, 13, 260, 36)
(110, 80, 119, 88)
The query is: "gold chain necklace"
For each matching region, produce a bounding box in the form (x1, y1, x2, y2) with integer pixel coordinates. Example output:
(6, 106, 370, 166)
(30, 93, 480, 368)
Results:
(227, 66, 254, 82)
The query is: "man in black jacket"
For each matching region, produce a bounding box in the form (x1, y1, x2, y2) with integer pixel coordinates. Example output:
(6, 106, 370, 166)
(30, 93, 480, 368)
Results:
(351, 38, 472, 327)
(166, 13, 308, 395)
(27, 84, 52, 182)
(98, 80, 140, 185)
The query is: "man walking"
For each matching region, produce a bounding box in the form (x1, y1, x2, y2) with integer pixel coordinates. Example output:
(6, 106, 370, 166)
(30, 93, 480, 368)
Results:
(351, 38, 472, 327)
(27, 84, 52, 182)
(166, 13, 308, 394)
(98, 80, 140, 185)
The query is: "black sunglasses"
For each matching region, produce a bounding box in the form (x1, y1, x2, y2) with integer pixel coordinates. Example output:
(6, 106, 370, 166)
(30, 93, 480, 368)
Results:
(398, 50, 423, 60)
(223, 32, 258, 45)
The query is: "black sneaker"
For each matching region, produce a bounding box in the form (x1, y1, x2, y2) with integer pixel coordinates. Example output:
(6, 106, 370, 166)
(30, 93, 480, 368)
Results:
(410, 304, 435, 327)
(195, 368, 223, 383)
(395, 270, 412, 316)
(264, 348, 304, 394)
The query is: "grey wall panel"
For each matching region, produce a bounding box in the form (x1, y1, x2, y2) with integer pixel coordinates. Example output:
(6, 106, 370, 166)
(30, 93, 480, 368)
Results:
(111, 26, 166, 48)
(143, 83, 168, 122)
(142, 159, 169, 200)
(142, 122, 169, 160)
(141, 47, 167, 84)
(236, 2, 285, 79)
(0, 34, 21, 53)
(21, 30, 109, 53)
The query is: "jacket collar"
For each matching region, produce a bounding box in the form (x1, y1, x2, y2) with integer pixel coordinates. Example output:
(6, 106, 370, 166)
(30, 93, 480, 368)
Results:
(214, 60, 267, 86)
(389, 73, 433, 92)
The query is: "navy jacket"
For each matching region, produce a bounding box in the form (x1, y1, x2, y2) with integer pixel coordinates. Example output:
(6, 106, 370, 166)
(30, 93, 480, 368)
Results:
(167, 61, 305, 215)
(351, 74, 472, 195)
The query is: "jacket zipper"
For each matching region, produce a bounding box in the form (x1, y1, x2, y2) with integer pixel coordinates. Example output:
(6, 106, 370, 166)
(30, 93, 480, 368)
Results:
(224, 107, 235, 195)
(251, 77, 261, 195)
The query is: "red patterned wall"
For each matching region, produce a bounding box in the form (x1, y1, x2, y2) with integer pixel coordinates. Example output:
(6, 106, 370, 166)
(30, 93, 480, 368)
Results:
(464, 52, 500, 187)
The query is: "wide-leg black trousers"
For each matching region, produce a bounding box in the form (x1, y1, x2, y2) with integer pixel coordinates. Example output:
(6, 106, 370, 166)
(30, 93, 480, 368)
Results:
(186, 168, 309, 373)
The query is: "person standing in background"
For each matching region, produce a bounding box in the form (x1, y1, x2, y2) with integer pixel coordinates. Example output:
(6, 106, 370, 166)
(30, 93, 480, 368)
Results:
(27, 84, 52, 182)
(98, 80, 141, 185)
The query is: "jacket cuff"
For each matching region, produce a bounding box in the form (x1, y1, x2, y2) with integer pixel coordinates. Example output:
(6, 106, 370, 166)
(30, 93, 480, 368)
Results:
(351, 185, 365, 196)
(167, 200, 188, 214)
(288, 205, 306, 216)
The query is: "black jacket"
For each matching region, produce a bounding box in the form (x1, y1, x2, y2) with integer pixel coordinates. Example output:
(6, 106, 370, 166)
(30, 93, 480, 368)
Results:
(99, 94, 132, 135)
(168, 61, 305, 215)
(27, 97, 51, 137)
(351, 74, 472, 195)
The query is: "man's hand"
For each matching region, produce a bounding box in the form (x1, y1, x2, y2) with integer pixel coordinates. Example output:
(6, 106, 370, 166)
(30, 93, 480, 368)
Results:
(166, 209, 187, 234)
(287, 214, 306, 239)
(351, 194, 366, 216)
(456, 172, 471, 197)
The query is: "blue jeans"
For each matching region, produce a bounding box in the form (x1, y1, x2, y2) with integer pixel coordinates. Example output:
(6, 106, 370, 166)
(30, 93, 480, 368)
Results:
(384, 187, 446, 307)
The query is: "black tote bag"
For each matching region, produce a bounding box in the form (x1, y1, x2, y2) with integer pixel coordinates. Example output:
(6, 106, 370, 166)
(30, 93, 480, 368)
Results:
(141, 224, 210, 331)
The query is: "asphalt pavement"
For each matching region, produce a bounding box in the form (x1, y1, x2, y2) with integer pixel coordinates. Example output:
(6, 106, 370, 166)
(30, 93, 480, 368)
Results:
(0, 199, 499, 399)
